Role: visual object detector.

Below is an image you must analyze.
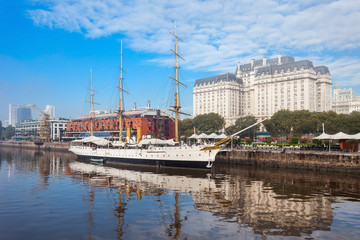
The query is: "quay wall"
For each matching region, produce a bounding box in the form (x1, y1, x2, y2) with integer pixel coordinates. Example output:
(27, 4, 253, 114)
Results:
(216, 150, 360, 173)
(0, 141, 70, 152)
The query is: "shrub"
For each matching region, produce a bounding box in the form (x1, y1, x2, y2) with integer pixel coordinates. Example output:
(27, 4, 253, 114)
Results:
(290, 137, 299, 145)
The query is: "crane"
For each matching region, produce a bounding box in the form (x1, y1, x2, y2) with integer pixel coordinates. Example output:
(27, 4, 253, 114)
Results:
(26, 104, 51, 143)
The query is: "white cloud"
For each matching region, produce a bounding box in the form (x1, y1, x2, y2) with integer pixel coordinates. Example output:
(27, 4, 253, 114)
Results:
(297, 54, 360, 86)
(28, 0, 360, 75)
(325, 57, 360, 86)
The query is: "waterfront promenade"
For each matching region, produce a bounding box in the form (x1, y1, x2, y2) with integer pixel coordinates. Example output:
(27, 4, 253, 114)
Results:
(0, 141, 70, 151)
(217, 146, 360, 173)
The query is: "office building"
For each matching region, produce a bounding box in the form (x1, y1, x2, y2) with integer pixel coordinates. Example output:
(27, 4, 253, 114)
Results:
(9, 104, 32, 126)
(193, 54, 332, 126)
(15, 118, 69, 141)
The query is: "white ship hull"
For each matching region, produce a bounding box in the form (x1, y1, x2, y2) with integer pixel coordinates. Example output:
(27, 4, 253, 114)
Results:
(69, 145, 220, 168)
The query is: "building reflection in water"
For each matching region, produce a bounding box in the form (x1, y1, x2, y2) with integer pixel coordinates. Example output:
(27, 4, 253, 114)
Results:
(1, 148, 74, 183)
(1, 147, 360, 239)
(67, 159, 353, 238)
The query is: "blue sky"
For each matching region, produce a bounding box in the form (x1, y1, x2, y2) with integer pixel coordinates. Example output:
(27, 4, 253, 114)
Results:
(1, 0, 360, 122)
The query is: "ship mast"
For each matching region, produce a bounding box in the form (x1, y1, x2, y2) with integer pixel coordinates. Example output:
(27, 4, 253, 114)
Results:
(169, 23, 190, 142)
(117, 40, 128, 141)
(86, 69, 99, 136)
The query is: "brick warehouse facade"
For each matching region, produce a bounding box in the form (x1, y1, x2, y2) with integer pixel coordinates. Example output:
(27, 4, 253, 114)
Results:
(65, 107, 175, 140)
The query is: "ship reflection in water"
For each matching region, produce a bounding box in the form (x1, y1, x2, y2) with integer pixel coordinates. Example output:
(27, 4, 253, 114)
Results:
(0, 148, 360, 239)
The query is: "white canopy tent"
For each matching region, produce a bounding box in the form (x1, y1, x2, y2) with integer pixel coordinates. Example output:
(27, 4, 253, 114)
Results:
(330, 132, 353, 140)
(314, 132, 360, 140)
(196, 133, 209, 139)
(313, 133, 332, 140)
(207, 133, 219, 139)
(188, 134, 198, 139)
(352, 133, 360, 139)
(217, 133, 228, 139)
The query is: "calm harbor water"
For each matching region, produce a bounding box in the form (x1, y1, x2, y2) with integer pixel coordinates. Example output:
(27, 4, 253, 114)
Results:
(0, 147, 360, 240)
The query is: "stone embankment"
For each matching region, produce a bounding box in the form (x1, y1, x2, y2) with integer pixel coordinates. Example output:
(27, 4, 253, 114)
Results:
(0, 141, 70, 152)
(216, 149, 360, 173)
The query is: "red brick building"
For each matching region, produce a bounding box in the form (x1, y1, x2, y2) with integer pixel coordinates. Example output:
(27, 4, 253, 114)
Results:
(65, 108, 175, 140)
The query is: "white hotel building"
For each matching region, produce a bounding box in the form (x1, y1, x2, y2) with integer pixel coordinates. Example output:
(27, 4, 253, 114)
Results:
(193, 54, 332, 126)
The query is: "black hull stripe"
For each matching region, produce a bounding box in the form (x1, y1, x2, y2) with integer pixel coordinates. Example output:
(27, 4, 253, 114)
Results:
(79, 155, 211, 169)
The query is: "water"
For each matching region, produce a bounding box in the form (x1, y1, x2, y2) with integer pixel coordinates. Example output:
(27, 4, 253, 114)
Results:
(0, 147, 360, 240)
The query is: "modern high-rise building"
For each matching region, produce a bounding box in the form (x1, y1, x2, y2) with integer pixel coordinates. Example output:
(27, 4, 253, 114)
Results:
(9, 104, 32, 126)
(193, 54, 332, 126)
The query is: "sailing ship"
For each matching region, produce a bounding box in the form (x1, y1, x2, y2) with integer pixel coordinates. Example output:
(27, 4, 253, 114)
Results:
(69, 24, 221, 168)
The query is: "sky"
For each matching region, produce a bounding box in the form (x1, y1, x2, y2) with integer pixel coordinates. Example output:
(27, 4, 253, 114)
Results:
(1, 0, 360, 122)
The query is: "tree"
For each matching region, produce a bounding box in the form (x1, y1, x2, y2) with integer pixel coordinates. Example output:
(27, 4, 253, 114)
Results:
(192, 113, 224, 133)
(226, 116, 258, 137)
(5, 125, 15, 139)
(313, 111, 342, 134)
(290, 110, 317, 137)
(225, 125, 238, 135)
(179, 118, 194, 137)
(263, 110, 293, 138)
(344, 111, 360, 134)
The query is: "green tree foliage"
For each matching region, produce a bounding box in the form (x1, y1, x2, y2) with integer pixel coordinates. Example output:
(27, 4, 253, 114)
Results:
(290, 137, 299, 145)
(264, 110, 360, 139)
(179, 118, 194, 136)
(343, 111, 360, 134)
(5, 125, 15, 139)
(263, 110, 293, 138)
(313, 111, 342, 134)
(290, 110, 317, 137)
(225, 116, 258, 137)
(192, 113, 224, 133)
